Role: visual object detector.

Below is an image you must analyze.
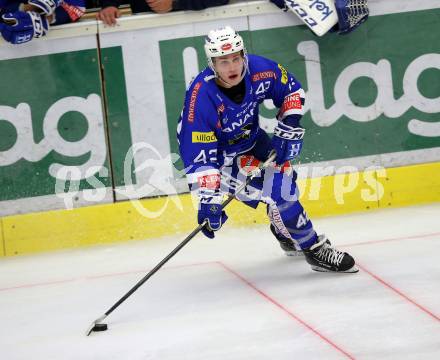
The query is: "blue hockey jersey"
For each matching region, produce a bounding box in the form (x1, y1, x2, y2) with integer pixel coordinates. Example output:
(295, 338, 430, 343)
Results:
(177, 54, 305, 186)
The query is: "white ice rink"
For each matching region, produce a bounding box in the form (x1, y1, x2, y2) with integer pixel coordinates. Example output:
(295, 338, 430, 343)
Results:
(1, 204, 439, 360)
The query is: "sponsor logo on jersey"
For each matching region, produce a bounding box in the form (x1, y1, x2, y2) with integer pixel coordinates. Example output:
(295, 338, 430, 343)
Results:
(221, 43, 232, 51)
(278, 64, 288, 84)
(222, 102, 258, 133)
(197, 173, 221, 189)
(252, 71, 276, 82)
(192, 131, 217, 143)
(188, 82, 202, 122)
(280, 92, 302, 116)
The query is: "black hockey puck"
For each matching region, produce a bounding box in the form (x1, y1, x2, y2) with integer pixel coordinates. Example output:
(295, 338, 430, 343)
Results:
(93, 323, 108, 332)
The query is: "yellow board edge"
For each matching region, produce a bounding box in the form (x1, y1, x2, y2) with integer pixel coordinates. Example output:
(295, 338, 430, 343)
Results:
(0, 219, 5, 257)
(1, 162, 440, 257)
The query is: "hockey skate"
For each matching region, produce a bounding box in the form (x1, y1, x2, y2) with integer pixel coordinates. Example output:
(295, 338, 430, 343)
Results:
(270, 224, 303, 256)
(303, 235, 358, 273)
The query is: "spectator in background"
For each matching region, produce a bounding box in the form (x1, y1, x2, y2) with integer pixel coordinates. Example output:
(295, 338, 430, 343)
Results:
(0, 0, 85, 44)
(97, 0, 229, 26)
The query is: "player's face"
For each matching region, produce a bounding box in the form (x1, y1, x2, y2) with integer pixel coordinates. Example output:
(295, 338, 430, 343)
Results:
(213, 52, 244, 87)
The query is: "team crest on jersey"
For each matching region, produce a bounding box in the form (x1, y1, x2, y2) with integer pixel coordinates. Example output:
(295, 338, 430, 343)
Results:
(217, 103, 225, 114)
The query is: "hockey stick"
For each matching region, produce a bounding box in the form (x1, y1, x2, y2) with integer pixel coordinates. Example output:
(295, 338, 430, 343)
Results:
(86, 152, 277, 336)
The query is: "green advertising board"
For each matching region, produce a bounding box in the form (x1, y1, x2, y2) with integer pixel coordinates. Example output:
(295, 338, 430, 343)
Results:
(160, 8, 440, 168)
(0, 46, 133, 204)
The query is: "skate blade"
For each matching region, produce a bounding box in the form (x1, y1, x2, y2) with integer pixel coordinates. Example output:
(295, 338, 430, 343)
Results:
(311, 265, 359, 273)
(285, 251, 304, 257)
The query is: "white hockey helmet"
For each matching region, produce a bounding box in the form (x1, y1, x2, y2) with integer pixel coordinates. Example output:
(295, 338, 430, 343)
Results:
(204, 26, 248, 75)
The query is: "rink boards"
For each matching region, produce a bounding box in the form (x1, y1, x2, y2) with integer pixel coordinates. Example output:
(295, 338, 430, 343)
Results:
(1, 161, 439, 256)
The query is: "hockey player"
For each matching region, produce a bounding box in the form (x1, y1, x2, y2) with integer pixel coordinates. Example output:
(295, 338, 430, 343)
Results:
(0, 0, 85, 44)
(177, 26, 358, 273)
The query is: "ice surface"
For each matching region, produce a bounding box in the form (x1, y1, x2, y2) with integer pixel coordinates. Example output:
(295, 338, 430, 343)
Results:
(1, 204, 439, 359)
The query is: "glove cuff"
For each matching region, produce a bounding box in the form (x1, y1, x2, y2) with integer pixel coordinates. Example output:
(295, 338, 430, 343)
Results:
(28, 0, 61, 16)
(274, 122, 305, 140)
(28, 11, 49, 38)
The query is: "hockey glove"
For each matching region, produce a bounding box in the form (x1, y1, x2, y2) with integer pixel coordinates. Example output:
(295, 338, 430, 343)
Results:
(271, 122, 305, 165)
(0, 11, 48, 44)
(198, 190, 228, 239)
(27, 0, 62, 16)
